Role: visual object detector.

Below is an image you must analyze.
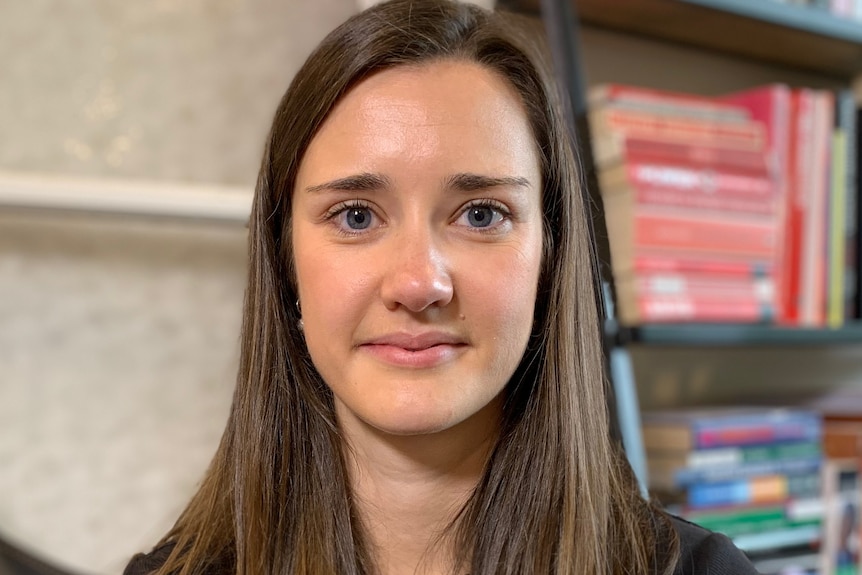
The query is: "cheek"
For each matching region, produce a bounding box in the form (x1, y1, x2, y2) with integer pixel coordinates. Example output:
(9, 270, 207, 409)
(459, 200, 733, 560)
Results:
(294, 246, 375, 335)
(458, 242, 542, 343)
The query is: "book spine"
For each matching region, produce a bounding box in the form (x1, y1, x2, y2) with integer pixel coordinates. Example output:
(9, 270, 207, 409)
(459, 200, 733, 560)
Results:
(680, 440, 822, 468)
(633, 273, 773, 298)
(632, 254, 772, 278)
(799, 90, 833, 326)
(635, 294, 773, 323)
(781, 90, 813, 325)
(693, 414, 821, 449)
(836, 89, 858, 321)
(732, 525, 822, 554)
(672, 457, 822, 487)
(589, 84, 751, 121)
(829, 130, 847, 327)
(614, 137, 770, 173)
(719, 85, 792, 324)
(634, 210, 776, 258)
(687, 473, 820, 509)
(694, 512, 821, 540)
(592, 110, 766, 166)
(625, 161, 774, 197)
(611, 160, 777, 214)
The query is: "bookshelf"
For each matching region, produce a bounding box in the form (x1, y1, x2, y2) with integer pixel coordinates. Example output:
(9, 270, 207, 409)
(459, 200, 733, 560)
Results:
(500, 0, 862, 515)
(502, 0, 862, 76)
(620, 323, 862, 347)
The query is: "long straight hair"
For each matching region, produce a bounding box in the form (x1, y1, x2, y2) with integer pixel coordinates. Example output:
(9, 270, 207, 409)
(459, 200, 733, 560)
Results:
(152, 1, 679, 573)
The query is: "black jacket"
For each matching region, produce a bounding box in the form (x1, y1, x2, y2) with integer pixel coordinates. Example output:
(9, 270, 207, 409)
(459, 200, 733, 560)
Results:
(124, 514, 758, 574)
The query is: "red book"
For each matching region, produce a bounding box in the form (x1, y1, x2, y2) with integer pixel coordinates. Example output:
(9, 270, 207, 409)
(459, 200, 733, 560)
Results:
(600, 158, 777, 214)
(632, 254, 773, 279)
(611, 137, 770, 173)
(616, 272, 774, 323)
(802, 91, 833, 327)
(634, 211, 776, 257)
(781, 90, 814, 325)
(633, 272, 773, 300)
(721, 84, 792, 323)
(591, 109, 766, 166)
(589, 83, 750, 122)
(625, 292, 771, 323)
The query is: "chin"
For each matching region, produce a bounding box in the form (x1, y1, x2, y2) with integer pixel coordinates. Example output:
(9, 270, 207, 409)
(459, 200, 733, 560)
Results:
(366, 408, 460, 437)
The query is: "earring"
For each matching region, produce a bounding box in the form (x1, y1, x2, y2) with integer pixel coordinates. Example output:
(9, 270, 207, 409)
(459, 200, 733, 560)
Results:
(295, 299, 304, 331)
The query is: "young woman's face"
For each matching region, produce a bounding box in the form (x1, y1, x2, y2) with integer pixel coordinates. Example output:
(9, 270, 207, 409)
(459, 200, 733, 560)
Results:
(292, 60, 543, 438)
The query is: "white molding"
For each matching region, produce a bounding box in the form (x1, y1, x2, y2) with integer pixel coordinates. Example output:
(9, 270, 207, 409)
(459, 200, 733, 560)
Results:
(0, 171, 253, 224)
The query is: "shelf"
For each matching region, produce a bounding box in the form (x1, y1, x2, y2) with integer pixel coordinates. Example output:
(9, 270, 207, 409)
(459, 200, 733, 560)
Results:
(501, 0, 862, 77)
(0, 171, 252, 225)
(619, 323, 862, 346)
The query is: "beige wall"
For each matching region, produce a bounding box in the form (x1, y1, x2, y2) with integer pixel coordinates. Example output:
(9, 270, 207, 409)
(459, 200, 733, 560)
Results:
(0, 0, 358, 187)
(1, 1, 357, 573)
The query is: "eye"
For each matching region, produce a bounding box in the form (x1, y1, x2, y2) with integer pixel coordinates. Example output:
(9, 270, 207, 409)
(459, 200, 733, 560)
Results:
(324, 201, 380, 235)
(343, 206, 372, 230)
(456, 201, 508, 229)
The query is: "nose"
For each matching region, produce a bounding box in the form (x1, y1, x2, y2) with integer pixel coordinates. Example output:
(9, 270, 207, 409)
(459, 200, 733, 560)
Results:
(380, 230, 454, 313)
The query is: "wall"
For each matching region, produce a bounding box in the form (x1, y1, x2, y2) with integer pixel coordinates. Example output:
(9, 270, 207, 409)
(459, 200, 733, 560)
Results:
(1, 1, 356, 573)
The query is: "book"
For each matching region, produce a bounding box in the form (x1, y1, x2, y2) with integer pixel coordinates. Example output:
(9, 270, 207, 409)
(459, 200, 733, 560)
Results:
(590, 107, 766, 167)
(685, 497, 823, 538)
(614, 276, 774, 324)
(602, 136, 771, 173)
(649, 441, 822, 469)
(821, 459, 861, 575)
(650, 456, 821, 489)
(830, 130, 848, 327)
(800, 90, 833, 327)
(603, 198, 778, 262)
(589, 83, 752, 122)
(598, 158, 777, 214)
(721, 84, 793, 323)
(642, 407, 822, 452)
(834, 89, 858, 321)
(682, 473, 821, 509)
(630, 253, 772, 279)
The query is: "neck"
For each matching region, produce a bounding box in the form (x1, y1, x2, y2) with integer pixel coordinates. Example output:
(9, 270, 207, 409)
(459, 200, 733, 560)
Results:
(340, 401, 500, 575)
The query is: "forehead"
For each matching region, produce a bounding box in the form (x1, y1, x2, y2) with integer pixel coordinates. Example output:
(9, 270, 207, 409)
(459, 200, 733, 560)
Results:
(296, 59, 540, 184)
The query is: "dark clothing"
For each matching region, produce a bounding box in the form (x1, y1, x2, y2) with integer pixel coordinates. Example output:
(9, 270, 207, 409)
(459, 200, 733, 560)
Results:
(124, 515, 758, 575)
(669, 515, 759, 574)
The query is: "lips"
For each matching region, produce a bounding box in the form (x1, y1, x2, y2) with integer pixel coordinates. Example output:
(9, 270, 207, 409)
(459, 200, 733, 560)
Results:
(358, 331, 467, 368)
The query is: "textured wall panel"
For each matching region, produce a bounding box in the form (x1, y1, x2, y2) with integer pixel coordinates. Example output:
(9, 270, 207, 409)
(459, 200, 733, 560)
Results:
(0, 0, 357, 187)
(0, 213, 247, 573)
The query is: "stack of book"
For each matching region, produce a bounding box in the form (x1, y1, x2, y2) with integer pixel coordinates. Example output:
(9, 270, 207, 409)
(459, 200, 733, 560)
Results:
(642, 407, 824, 572)
(817, 405, 862, 574)
(591, 83, 857, 327)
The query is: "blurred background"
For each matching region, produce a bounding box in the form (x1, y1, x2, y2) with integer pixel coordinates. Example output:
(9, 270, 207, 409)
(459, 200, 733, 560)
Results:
(3, 0, 862, 574)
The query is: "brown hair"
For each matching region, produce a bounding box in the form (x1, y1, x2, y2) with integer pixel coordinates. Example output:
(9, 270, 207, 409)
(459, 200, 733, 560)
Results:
(148, 1, 679, 573)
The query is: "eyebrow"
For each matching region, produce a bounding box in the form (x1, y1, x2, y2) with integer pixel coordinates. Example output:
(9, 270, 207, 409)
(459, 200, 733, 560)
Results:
(304, 172, 532, 194)
(305, 173, 392, 194)
(444, 173, 532, 192)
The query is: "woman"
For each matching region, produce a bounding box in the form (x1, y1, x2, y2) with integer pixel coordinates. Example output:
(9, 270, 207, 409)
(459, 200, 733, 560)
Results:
(126, 1, 757, 573)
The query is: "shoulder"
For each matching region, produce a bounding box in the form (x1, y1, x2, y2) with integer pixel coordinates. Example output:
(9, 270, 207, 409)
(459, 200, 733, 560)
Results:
(123, 543, 176, 575)
(668, 514, 760, 575)
(123, 542, 233, 575)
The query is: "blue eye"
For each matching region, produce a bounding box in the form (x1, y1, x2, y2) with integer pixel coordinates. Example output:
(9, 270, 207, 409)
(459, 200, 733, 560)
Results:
(458, 203, 506, 229)
(344, 207, 372, 230)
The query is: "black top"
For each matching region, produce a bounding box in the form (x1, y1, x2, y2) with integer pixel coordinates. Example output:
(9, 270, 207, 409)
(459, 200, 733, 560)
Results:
(124, 514, 758, 575)
(668, 515, 759, 574)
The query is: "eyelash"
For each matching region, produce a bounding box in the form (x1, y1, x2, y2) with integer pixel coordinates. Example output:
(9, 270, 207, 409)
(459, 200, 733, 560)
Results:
(458, 199, 512, 233)
(322, 198, 513, 236)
